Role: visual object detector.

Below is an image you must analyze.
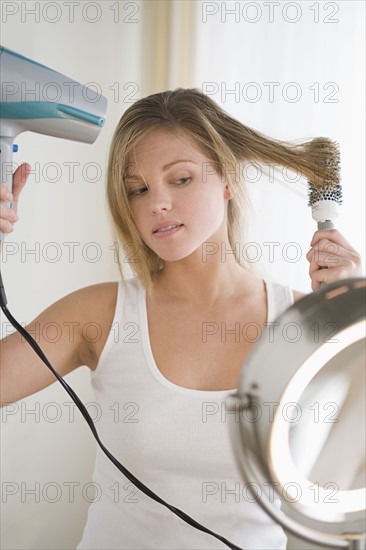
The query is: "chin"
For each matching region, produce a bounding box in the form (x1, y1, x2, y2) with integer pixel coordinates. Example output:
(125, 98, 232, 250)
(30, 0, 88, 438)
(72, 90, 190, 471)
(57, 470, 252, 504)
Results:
(158, 244, 207, 263)
(156, 251, 193, 263)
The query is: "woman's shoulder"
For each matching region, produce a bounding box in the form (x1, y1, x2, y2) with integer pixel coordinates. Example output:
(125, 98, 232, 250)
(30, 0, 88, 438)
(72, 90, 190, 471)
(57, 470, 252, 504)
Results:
(62, 281, 120, 331)
(71, 280, 119, 304)
(75, 277, 142, 311)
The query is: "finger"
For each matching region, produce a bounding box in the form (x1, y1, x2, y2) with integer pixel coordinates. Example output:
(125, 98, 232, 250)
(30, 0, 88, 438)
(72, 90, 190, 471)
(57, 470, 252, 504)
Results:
(307, 243, 361, 273)
(3, 163, 31, 218)
(310, 273, 324, 291)
(308, 256, 332, 280)
(0, 202, 18, 240)
(308, 251, 362, 290)
(0, 183, 14, 203)
(310, 265, 354, 291)
(0, 202, 18, 223)
(306, 245, 346, 268)
(310, 229, 358, 254)
(12, 163, 31, 203)
(0, 216, 15, 235)
(307, 251, 358, 278)
(308, 251, 361, 277)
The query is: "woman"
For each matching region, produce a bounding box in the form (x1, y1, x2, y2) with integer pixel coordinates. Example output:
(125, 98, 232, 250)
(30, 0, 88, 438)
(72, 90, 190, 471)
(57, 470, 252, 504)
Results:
(0, 89, 361, 549)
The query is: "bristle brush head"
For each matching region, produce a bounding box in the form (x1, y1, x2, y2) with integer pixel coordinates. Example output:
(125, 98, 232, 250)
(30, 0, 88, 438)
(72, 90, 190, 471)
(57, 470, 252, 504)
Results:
(306, 138, 342, 223)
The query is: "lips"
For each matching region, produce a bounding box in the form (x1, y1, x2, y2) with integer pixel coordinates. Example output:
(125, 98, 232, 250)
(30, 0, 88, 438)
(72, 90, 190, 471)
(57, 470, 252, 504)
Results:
(152, 222, 183, 234)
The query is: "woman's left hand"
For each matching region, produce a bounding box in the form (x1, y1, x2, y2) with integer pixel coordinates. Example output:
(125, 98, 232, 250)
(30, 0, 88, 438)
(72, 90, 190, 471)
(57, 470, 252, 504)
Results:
(306, 229, 363, 290)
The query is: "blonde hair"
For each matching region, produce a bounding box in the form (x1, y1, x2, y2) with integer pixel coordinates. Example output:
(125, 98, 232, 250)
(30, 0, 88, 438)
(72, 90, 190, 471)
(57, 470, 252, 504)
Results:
(107, 88, 333, 296)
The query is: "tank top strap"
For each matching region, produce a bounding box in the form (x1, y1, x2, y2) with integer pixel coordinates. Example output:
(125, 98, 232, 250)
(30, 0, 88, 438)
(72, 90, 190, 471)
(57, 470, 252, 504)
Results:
(264, 279, 294, 324)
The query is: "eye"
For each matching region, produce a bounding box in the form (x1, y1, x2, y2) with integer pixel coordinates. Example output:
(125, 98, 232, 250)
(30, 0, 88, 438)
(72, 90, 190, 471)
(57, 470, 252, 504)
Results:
(127, 186, 148, 198)
(174, 177, 191, 185)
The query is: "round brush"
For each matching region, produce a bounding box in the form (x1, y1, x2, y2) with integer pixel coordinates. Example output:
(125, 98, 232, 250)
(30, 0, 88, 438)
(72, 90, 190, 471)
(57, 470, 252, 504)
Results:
(307, 137, 342, 229)
(306, 138, 342, 284)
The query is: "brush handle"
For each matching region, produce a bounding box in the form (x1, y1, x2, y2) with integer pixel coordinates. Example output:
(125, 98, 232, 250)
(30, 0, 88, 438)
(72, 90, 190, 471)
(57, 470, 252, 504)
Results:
(318, 220, 334, 230)
(317, 220, 334, 286)
(0, 137, 14, 242)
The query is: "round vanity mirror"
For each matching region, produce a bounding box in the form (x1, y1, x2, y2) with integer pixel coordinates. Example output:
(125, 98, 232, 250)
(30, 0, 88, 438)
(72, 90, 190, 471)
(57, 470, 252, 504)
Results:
(227, 278, 366, 549)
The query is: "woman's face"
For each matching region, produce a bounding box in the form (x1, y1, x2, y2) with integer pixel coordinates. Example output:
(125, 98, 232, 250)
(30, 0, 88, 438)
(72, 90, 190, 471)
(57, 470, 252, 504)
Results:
(126, 128, 232, 263)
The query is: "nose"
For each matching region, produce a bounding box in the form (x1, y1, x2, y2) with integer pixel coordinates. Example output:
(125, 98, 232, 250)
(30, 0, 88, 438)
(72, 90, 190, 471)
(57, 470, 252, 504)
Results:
(148, 185, 173, 214)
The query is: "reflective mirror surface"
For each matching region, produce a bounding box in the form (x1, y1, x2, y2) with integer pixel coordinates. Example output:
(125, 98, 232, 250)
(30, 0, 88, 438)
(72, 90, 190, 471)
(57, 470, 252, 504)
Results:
(289, 338, 365, 493)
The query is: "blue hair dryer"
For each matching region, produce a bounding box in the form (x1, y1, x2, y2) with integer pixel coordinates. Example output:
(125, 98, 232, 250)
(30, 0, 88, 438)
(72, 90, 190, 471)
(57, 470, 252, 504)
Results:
(0, 46, 108, 240)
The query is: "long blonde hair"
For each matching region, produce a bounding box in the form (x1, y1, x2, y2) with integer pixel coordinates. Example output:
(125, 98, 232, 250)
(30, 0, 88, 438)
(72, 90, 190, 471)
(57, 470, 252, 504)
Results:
(107, 88, 333, 296)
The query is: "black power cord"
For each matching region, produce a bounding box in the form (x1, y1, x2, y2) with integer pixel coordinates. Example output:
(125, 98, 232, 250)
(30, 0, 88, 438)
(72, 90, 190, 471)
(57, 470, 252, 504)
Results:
(0, 268, 244, 550)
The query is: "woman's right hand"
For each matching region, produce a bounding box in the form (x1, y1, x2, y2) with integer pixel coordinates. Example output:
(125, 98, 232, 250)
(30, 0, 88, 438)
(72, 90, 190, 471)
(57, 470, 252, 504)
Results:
(0, 163, 31, 240)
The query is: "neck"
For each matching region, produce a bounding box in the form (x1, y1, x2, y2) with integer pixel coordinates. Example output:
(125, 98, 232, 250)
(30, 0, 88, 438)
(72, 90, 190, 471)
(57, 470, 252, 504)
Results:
(153, 243, 254, 306)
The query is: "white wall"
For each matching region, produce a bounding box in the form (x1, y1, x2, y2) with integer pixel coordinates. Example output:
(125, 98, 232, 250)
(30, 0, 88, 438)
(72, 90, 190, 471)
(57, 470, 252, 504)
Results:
(1, 2, 142, 548)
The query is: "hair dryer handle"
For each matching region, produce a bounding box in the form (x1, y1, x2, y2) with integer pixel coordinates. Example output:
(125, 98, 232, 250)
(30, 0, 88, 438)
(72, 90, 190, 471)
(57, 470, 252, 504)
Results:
(0, 137, 14, 242)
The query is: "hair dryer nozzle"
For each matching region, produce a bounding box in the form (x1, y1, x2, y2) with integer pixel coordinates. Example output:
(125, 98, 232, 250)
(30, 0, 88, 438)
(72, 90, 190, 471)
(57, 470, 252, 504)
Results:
(0, 46, 108, 143)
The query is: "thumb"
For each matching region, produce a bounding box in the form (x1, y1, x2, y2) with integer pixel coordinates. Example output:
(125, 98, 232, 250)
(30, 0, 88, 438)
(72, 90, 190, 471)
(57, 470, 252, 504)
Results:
(11, 163, 31, 211)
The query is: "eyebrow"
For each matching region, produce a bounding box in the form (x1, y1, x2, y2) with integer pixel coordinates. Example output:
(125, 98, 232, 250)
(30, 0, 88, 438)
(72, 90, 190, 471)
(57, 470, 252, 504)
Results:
(125, 176, 144, 183)
(125, 160, 195, 183)
(162, 160, 195, 171)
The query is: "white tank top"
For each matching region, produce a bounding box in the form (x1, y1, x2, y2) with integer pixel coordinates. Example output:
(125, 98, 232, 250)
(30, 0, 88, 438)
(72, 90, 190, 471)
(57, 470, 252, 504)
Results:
(77, 276, 294, 550)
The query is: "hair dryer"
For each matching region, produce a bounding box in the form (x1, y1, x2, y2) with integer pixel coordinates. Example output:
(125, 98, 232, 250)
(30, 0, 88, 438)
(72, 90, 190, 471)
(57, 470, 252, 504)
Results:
(0, 46, 108, 240)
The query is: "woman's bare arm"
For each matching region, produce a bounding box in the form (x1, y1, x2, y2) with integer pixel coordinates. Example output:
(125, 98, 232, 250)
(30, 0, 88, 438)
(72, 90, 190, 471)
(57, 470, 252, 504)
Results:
(0, 282, 117, 407)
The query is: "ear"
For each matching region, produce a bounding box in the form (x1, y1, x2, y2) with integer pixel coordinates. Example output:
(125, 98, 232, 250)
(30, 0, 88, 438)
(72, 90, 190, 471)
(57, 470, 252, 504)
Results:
(224, 183, 234, 200)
